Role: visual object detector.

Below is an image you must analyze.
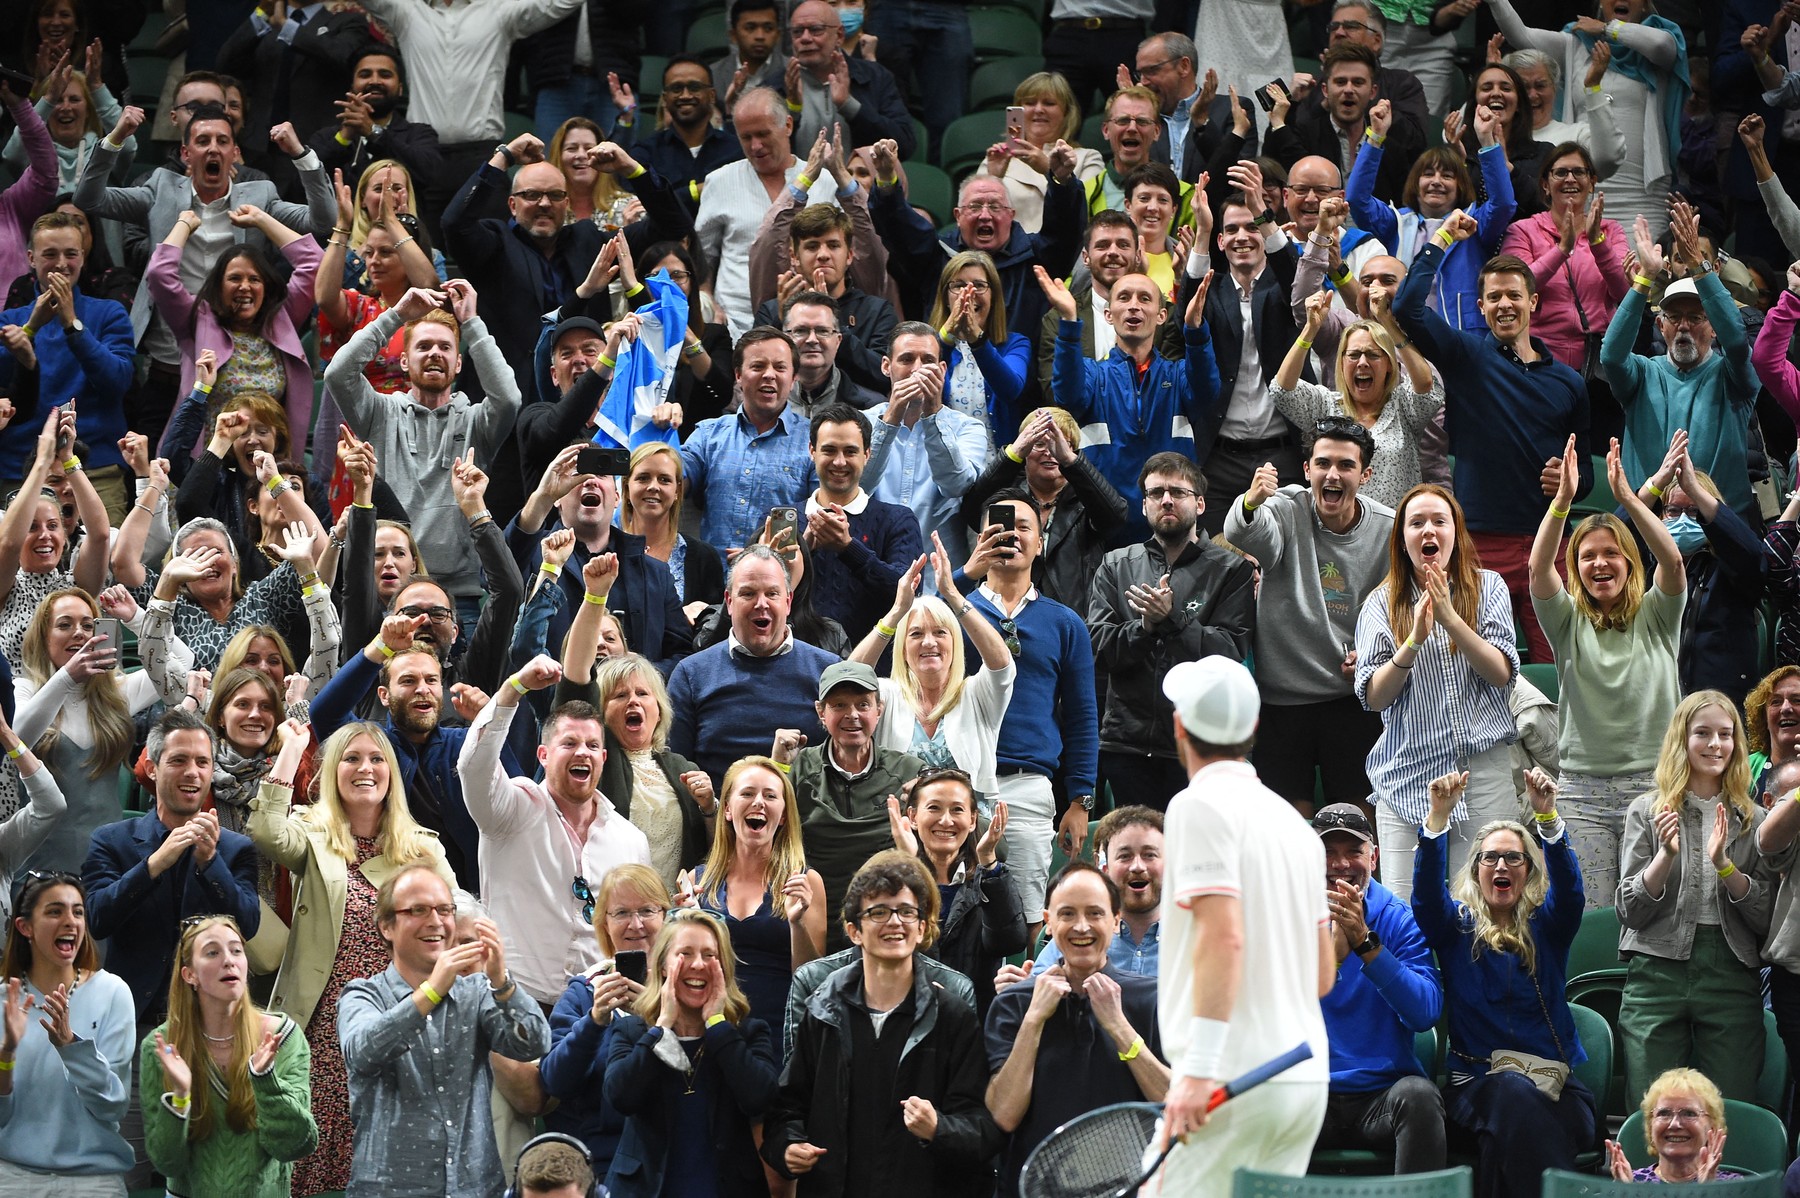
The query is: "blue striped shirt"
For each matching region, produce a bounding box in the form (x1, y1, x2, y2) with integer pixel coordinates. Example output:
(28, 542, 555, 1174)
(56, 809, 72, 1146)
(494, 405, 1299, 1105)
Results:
(1354, 569, 1519, 825)
(680, 407, 816, 552)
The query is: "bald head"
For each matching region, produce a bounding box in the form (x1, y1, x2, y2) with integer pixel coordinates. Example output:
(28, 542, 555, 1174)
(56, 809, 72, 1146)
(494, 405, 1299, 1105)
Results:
(1285, 156, 1342, 236)
(509, 161, 569, 243)
(1356, 255, 1405, 311)
(791, 0, 844, 69)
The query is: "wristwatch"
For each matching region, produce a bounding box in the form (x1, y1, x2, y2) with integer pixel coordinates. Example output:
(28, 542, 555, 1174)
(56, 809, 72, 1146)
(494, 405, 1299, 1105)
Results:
(1253, 207, 1277, 226)
(494, 141, 517, 166)
(1354, 929, 1381, 958)
(1074, 793, 1094, 812)
(66, 318, 84, 336)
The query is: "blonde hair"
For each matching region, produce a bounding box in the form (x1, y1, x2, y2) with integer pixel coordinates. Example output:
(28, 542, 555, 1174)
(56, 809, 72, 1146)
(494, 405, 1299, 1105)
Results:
(217, 624, 296, 685)
(351, 159, 422, 248)
(164, 917, 266, 1140)
(1564, 514, 1647, 633)
(1017, 405, 1080, 446)
(375, 520, 428, 578)
(930, 250, 1010, 343)
(890, 596, 970, 725)
(1639, 1068, 1726, 1155)
(1651, 692, 1755, 822)
(593, 653, 673, 752)
(1451, 821, 1550, 974)
(696, 757, 807, 921)
(629, 909, 752, 1024)
(1013, 72, 1082, 144)
(593, 864, 672, 956)
(303, 723, 439, 865)
(620, 443, 687, 535)
(550, 117, 624, 218)
(1335, 321, 1401, 413)
(21, 588, 134, 777)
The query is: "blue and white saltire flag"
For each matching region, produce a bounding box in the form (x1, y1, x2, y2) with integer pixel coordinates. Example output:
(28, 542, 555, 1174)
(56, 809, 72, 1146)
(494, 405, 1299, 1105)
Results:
(591, 269, 688, 450)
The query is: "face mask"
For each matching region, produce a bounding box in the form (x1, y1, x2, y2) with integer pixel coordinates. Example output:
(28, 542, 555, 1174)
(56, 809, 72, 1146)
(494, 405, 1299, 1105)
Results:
(1665, 514, 1707, 556)
(839, 5, 865, 34)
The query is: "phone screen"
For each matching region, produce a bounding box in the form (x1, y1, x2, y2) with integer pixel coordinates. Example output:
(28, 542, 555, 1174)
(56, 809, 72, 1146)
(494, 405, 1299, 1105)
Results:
(614, 950, 648, 985)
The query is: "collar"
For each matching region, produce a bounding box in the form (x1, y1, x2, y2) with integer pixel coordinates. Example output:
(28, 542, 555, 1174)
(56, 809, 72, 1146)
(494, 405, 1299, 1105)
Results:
(736, 405, 796, 437)
(977, 581, 1037, 617)
(1146, 535, 1203, 569)
(807, 487, 870, 516)
(1174, 87, 1201, 118)
(827, 741, 877, 780)
(728, 627, 796, 657)
(1117, 918, 1159, 946)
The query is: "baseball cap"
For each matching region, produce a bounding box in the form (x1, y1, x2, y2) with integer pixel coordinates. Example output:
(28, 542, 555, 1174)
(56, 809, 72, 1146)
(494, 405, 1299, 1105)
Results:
(552, 316, 607, 342)
(1312, 803, 1374, 843)
(1161, 656, 1259, 743)
(817, 660, 879, 700)
(1656, 278, 1702, 309)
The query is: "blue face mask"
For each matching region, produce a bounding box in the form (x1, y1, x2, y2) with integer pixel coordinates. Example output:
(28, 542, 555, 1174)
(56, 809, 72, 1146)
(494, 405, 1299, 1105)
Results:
(839, 5, 865, 34)
(1665, 514, 1707, 556)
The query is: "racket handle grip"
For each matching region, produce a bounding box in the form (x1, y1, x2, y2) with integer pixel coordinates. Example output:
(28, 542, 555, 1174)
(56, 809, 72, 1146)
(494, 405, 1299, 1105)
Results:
(1203, 1043, 1315, 1112)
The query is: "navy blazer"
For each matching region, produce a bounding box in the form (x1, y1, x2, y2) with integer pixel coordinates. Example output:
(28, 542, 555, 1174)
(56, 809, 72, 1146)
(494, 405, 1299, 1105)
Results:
(602, 1014, 779, 1198)
(82, 810, 261, 1022)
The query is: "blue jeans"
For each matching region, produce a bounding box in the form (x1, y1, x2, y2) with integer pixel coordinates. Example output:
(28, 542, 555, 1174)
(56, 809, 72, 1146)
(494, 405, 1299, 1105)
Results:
(865, 0, 971, 157)
(534, 75, 623, 142)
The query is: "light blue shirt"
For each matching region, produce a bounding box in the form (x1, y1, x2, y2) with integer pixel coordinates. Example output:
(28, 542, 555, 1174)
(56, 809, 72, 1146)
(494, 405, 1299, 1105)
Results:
(680, 406, 816, 552)
(1165, 87, 1202, 179)
(861, 404, 992, 567)
(1035, 919, 1161, 977)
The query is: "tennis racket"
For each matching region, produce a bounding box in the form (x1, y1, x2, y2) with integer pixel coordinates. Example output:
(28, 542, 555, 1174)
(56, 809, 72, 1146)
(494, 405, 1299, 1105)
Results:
(1017, 1042, 1315, 1198)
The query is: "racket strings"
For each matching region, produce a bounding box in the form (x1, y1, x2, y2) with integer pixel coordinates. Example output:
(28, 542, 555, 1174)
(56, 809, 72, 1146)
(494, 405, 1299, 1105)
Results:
(1021, 1106, 1164, 1198)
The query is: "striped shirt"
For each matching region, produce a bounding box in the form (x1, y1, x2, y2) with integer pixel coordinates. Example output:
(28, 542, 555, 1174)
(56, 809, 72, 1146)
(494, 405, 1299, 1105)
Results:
(1354, 570, 1520, 825)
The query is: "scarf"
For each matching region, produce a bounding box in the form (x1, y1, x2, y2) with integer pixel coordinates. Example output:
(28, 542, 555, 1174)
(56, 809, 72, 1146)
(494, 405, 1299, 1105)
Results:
(209, 739, 273, 833)
(1562, 15, 1690, 185)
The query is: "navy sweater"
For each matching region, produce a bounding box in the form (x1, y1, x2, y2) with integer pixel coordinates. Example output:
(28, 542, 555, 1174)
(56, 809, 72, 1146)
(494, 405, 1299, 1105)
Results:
(1394, 242, 1592, 536)
(799, 495, 924, 644)
(968, 590, 1099, 814)
(667, 638, 839, 784)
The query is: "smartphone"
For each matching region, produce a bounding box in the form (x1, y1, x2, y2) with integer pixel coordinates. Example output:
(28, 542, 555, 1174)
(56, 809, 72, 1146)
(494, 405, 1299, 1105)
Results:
(986, 503, 1018, 555)
(1254, 77, 1289, 113)
(614, 950, 648, 986)
(0, 68, 34, 95)
(768, 506, 799, 548)
(576, 445, 632, 476)
(92, 617, 121, 652)
(1005, 106, 1025, 141)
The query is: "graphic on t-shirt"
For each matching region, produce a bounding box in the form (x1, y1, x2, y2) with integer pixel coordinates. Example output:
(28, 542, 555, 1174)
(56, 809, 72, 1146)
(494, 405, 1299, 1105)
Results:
(1320, 561, 1350, 619)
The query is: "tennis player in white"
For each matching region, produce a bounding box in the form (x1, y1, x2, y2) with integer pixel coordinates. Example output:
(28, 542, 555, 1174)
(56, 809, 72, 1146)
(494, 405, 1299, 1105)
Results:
(1150, 656, 1334, 1197)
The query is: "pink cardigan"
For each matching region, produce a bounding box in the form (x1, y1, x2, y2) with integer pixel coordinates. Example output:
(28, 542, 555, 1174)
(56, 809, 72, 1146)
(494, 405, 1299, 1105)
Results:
(146, 235, 321, 456)
(1754, 288, 1800, 431)
(1498, 212, 1629, 371)
(0, 94, 58, 292)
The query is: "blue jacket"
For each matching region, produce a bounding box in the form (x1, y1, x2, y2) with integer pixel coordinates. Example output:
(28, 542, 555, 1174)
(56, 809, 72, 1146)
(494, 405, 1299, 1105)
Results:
(1051, 320, 1221, 544)
(798, 494, 924, 642)
(539, 974, 628, 1174)
(1412, 826, 1586, 1079)
(1348, 142, 1516, 334)
(82, 810, 261, 1022)
(1322, 879, 1443, 1093)
(1395, 242, 1592, 536)
(0, 288, 135, 475)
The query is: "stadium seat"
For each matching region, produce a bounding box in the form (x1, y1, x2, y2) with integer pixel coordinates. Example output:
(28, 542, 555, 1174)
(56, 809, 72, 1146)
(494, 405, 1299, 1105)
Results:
(940, 112, 1000, 181)
(1079, 113, 1106, 155)
(909, 116, 930, 164)
(967, 6, 1043, 60)
(1615, 1100, 1792, 1178)
(1569, 1002, 1615, 1123)
(1520, 661, 1559, 704)
(1237, 1166, 1473, 1195)
(1309, 1029, 1441, 1174)
(685, 16, 730, 59)
(903, 163, 954, 227)
(1567, 906, 1624, 985)
(1541, 1169, 1780, 1196)
(1758, 1008, 1787, 1116)
(968, 57, 1047, 113)
(1572, 455, 1617, 517)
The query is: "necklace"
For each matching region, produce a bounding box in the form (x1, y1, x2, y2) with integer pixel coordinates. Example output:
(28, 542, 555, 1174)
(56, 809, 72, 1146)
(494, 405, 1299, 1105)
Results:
(683, 1041, 706, 1095)
(202, 1031, 236, 1043)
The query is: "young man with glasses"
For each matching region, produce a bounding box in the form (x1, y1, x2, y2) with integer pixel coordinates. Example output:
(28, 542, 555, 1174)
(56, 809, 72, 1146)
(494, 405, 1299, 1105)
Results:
(631, 55, 745, 210)
(1089, 453, 1257, 812)
(458, 654, 651, 1008)
(1225, 419, 1393, 813)
(340, 862, 551, 1197)
(764, 849, 1000, 1198)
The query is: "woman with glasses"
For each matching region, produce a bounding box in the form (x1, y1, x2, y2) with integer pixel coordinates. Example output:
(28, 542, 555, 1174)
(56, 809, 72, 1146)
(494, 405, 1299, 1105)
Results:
(1273, 295, 1443, 509)
(1530, 437, 1685, 909)
(1485, 0, 1688, 238)
(13, 588, 159, 874)
(0, 411, 110, 672)
(1606, 1068, 1740, 1182)
(850, 535, 1015, 806)
(1500, 143, 1630, 379)
(602, 909, 779, 1197)
(542, 864, 672, 1173)
(681, 756, 826, 1037)
(1356, 484, 1520, 899)
(0, 870, 135, 1195)
(974, 72, 1104, 234)
(1616, 694, 1768, 1106)
(892, 767, 1024, 1019)
(620, 442, 725, 618)
(139, 915, 316, 1197)
(1415, 766, 1594, 1198)
(931, 250, 1031, 445)
(247, 718, 451, 1196)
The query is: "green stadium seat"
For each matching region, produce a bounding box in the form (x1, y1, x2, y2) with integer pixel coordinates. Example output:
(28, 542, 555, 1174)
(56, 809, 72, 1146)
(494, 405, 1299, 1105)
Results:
(909, 116, 930, 164)
(1758, 1007, 1787, 1116)
(967, 6, 1043, 60)
(903, 163, 953, 227)
(1569, 1002, 1616, 1126)
(1238, 1166, 1473, 1195)
(968, 56, 1047, 113)
(1542, 1169, 1780, 1196)
(940, 112, 999, 181)
(1572, 455, 1617, 516)
(1614, 1100, 1792, 1178)
(1520, 661, 1559, 704)
(685, 15, 730, 59)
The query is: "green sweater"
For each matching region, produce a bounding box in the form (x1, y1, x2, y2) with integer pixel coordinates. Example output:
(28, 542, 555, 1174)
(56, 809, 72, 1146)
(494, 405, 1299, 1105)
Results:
(139, 1016, 318, 1198)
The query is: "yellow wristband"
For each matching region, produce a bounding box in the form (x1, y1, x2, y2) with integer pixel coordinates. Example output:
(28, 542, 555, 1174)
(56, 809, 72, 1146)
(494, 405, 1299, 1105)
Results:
(196, 382, 213, 395)
(786, 98, 803, 113)
(335, 129, 352, 146)
(0, 1058, 14, 1071)
(371, 640, 396, 661)
(1633, 273, 1654, 289)
(420, 982, 443, 1005)
(1118, 1035, 1144, 1062)
(1432, 229, 1455, 250)
(773, 760, 791, 773)
(1403, 637, 1422, 652)
(508, 675, 529, 695)
(706, 1013, 727, 1028)
(1004, 444, 1023, 463)
(3, 746, 18, 760)
(598, 353, 617, 370)
(169, 1091, 189, 1108)
(62, 457, 80, 472)
(539, 561, 562, 575)
(1535, 809, 1560, 823)
(876, 620, 897, 638)
(265, 475, 286, 495)
(1295, 338, 1312, 352)
(1364, 129, 1385, 146)
(584, 592, 609, 606)
(1586, 83, 1603, 93)
(1242, 497, 1260, 514)
(1549, 505, 1570, 519)
(795, 173, 814, 191)
(1646, 482, 1664, 499)
(1717, 860, 1738, 879)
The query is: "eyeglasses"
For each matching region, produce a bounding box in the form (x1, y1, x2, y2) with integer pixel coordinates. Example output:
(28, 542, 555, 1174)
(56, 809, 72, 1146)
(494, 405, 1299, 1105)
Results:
(1653, 1108, 1706, 1123)
(513, 189, 569, 204)
(785, 324, 840, 340)
(790, 21, 835, 36)
(606, 905, 667, 924)
(1343, 349, 1386, 362)
(999, 617, 1021, 658)
(663, 80, 712, 95)
(859, 903, 922, 925)
(1659, 310, 1709, 329)
(661, 268, 693, 284)
(1476, 850, 1526, 867)
(1108, 115, 1159, 129)
(1326, 19, 1376, 33)
(1133, 56, 1177, 78)
(946, 278, 992, 291)
(958, 204, 1009, 216)
(1547, 166, 1592, 180)
(1314, 417, 1364, 436)
(1287, 183, 1342, 198)
(1144, 486, 1197, 500)
(394, 903, 456, 920)
(398, 604, 455, 624)
(573, 875, 596, 924)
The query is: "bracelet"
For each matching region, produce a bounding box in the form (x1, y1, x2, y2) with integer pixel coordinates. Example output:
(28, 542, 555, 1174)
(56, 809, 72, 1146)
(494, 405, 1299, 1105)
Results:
(1534, 809, 1560, 823)
(598, 353, 617, 370)
(876, 620, 898, 639)
(584, 592, 609, 606)
(1431, 229, 1455, 250)
(392, 235, 416, 250)
(1646, 482, 1664, 499)
(1179, 1016, 1230, 1080)
(1118, 1035, 1144, 1062)
(170, 1092, 190, 1110)
(1004, 444, 1024, 463)
(371, 640, 396, 661)
(1364, 129, 1386, 146)
(1403, 637, 1422, 652)
(297, 572, 320, 589)
(772, 759, 791, 773)
(685, 341, 703, 357)
(353, 501, 375, 510)
(1242, 497, 1260, 514)
(265, 475, 286, 496)
(196, 381, 214, 395)
(62, 457, 81, 472)
(1549, 504, 1570, 519)
(420, 981, 444, 1005)
(1392, 658, 1413, 669)
(1717, 860, 1738, 879)
(135, 503, 157, 514)
(786, 98, 804, 113)
(1632, 273, 1654, 289)
(706, 1013, 727, 1028)
(0, 1058, 14, 1072)
(795, 172, 814, 191)
(4, 745, 19, 760)
(1295, 338, 1312, 352)
(539, 561, 562, 575)
(508, 675, 530, 695)
(957, 600, 974, 617)
(333, 225, 351, 236)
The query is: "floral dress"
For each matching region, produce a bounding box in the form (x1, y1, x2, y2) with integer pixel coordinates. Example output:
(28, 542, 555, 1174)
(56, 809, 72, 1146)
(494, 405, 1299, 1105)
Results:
(291, 837, 391, 1197)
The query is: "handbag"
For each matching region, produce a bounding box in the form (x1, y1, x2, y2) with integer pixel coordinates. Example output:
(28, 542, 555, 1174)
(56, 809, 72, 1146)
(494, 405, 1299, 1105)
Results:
(1487, 970, 1573, 1100)
(1564, 259, 1605, 387)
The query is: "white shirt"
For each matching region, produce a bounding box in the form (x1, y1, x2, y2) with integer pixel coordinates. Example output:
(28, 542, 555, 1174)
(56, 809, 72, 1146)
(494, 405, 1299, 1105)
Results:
(458, 701, 651, 1004)
(1090, 288, 1117, 361)
(1159, 758, 1330, 1085)
(806, 487, 871, 517)
(695, 159, 841, 338)
(1217, 273, 1285, 441)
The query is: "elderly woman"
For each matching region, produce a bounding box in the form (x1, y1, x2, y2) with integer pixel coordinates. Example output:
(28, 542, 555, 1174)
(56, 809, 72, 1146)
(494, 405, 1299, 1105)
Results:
(974, 71, 1104, 233)
(932, 250, 1031, 445)
(540, 864, 672, 1174)
(1415, 766, 1593, 1198)
(1617, 694, 1769, 1105)
(248, 719, 452, 1196)
(1606, 1068, 1739, 1183)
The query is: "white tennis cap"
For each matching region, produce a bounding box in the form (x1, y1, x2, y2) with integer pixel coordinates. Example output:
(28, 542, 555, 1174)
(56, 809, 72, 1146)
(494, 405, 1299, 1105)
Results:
(1163, 656, 1260, 743)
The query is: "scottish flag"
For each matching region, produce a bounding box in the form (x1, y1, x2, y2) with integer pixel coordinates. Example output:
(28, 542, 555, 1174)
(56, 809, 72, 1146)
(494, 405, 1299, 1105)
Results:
(592, 269, 688, 450)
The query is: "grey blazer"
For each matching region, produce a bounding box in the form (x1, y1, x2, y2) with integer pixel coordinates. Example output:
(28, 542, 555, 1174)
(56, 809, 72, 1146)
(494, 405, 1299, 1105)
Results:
(72, 142, 336, 342)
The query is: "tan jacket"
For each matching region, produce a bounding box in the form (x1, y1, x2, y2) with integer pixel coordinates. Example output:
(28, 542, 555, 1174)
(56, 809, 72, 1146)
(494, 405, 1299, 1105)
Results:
(248, 780, 455, 1030)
